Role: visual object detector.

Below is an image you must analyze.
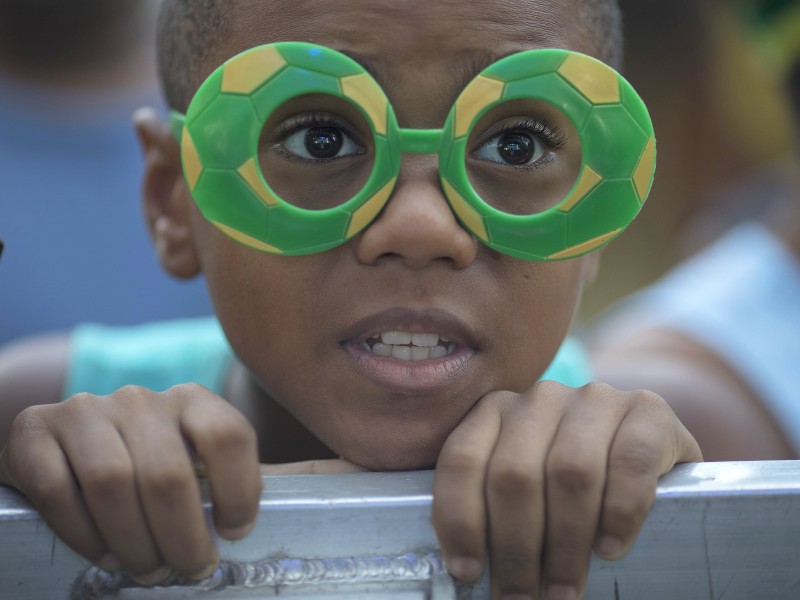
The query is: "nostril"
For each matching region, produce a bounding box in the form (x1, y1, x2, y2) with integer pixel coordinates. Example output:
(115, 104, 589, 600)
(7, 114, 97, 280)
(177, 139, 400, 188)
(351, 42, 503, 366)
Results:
(353, 178, 478, 269)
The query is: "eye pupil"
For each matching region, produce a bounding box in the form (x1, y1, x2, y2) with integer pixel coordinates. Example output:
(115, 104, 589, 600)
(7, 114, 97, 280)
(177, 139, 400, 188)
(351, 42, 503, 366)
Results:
(305, 127, 343, 159)
(497, 132, 534, 165)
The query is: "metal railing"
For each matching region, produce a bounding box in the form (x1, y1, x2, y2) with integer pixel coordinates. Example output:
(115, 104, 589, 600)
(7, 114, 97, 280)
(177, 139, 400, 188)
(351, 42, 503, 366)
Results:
(2, 461, 800, 599)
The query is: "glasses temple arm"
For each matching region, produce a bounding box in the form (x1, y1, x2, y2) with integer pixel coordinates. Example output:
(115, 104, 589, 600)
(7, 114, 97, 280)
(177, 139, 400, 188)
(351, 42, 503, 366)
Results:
(169, 110, 186, 142)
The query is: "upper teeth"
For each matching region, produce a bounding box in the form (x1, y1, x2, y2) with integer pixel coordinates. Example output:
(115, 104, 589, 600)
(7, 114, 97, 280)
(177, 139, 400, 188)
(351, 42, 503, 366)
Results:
(362, 331, 455, 361)
(382, 331, 439, 346)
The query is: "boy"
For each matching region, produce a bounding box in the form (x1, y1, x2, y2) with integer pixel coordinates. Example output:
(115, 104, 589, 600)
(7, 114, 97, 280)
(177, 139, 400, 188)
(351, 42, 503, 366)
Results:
(0, 1, 701, 599)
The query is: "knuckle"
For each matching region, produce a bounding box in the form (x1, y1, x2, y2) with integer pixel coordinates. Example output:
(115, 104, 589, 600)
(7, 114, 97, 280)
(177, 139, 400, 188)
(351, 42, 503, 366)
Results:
(488, 462, 540, 496)
(81, 458, 134, 497)
(612, 443, 659, 479)
(576, 381, 623, 407)
(536, 379, 569, 395)
(60, 392, 102, 415)
(114, 384, 151, 397)
(439, 445, 485, 476)
(547, 456, 599, 495)
(142, 463, 195, 500)
(202, 412, 256, 453)
(171, 381, 209, 397)
(8, 405, 50, 438)
(604, 490, 653, 527)
(630, 389, 671, 416)
(112, 386, 158, 410)
(23, 473, 68, 511)
(482, 389, 518, 404)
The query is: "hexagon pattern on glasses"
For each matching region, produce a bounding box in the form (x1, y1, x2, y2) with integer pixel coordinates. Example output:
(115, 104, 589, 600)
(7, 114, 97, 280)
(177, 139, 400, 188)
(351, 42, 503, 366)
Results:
(173, 42, 655, 260)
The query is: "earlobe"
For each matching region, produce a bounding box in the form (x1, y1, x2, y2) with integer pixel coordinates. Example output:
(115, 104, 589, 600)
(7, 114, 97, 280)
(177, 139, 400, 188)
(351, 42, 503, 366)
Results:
(134, 107, 202, 279)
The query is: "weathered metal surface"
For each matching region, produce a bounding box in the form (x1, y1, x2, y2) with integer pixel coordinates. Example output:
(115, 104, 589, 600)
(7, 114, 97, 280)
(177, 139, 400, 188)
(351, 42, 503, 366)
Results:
(1, 461, 799, 599)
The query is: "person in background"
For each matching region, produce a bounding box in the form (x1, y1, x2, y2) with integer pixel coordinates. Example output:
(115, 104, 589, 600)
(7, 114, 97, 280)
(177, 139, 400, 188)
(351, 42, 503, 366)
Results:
(586, 0, 800, 461)
(0, 0, 212, 346)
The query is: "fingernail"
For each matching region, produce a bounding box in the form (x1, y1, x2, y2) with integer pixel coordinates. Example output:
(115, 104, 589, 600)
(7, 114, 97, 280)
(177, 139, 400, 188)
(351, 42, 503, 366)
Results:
(545, 585, 577, 600)
(97, 554, 121, 572)
(217, 521, 255, 541)
(131, 566, 172, 587)
(446, 557, 482, 581)
(596, 535, 623, 558)
(186, 562, 218, 581)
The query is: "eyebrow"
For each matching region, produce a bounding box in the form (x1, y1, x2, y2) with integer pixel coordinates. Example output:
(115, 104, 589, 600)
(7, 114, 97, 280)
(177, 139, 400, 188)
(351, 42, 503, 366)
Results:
(337, 50, 391, 90)
(459, 51, 519, 88)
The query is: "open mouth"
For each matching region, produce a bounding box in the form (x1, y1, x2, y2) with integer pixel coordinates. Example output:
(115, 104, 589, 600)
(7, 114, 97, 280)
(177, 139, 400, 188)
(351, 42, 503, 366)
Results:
(360, 331, 456, 361)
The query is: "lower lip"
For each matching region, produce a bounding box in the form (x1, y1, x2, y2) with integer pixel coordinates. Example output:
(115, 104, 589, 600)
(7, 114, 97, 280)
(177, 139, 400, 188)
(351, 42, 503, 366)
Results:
(342, 343, 476, 394)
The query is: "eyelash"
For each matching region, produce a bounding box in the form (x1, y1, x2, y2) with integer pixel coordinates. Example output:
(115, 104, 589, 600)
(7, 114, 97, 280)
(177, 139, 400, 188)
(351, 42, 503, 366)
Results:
(270, 113, 565, 167)
(475, 117, 567, 168)
(272, 112, 365, 162)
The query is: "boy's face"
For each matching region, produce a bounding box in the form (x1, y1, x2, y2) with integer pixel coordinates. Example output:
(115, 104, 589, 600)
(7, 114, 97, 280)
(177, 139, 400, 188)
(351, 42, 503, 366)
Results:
(178, 0, 599, 469)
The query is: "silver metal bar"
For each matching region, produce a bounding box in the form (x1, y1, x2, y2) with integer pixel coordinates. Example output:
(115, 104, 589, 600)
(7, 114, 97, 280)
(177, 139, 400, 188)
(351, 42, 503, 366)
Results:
(2, 461, 800, 599)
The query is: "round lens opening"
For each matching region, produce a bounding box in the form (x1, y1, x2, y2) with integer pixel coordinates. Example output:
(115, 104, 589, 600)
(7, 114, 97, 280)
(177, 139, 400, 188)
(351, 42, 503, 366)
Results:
(465, 99, 582, 216)
(258, 94, 375, 211)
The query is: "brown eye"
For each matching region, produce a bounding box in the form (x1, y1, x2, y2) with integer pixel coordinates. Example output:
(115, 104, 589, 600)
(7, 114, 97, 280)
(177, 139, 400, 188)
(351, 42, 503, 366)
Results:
(281, 123, 360, 161)
(497, 132, 536, 165)
(305, 127, 344, 159)
(475, 127, 546, 167)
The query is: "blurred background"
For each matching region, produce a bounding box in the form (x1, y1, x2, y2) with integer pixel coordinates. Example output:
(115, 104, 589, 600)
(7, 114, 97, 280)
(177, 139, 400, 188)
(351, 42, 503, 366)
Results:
(583, 0, 800, 460)
(0, 0, 212, 346)
(579, 0, 798, 321)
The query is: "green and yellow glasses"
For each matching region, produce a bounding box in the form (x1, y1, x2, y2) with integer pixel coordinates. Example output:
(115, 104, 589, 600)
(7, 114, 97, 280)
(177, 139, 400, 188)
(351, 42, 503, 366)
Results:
(170, 42, 655, 260)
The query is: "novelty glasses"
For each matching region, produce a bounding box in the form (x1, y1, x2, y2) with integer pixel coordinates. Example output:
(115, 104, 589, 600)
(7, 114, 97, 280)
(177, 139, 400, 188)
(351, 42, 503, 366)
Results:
(170, 42, 655, 260)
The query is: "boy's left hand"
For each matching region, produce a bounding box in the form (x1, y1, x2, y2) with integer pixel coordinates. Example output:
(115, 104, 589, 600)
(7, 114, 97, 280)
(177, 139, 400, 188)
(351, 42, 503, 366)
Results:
(431, 381, 702, 600)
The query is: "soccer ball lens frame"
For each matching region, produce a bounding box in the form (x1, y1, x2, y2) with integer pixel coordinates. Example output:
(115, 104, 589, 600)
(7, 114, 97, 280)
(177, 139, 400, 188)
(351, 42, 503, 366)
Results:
(170, 42, 656, 261)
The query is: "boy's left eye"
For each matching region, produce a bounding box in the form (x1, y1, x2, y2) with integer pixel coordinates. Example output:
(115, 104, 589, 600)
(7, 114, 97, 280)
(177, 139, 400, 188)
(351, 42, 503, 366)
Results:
(475, 130, 546, 167)
(282, 125, 361, 161)
(474, 129, 547, 167)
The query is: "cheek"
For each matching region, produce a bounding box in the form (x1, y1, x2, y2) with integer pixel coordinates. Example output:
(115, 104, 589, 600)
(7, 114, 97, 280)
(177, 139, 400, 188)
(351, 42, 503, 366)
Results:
(195, 224, 324, 376)
(499, 260, 587, 389)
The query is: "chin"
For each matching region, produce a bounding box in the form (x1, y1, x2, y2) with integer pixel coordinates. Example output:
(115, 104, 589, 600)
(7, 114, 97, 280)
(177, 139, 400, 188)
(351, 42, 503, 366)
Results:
(336, 435, 444, 472)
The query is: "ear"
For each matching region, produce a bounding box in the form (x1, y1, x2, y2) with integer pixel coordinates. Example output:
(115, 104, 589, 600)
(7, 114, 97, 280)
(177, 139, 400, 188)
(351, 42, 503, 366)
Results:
(134, 107, 202, 279)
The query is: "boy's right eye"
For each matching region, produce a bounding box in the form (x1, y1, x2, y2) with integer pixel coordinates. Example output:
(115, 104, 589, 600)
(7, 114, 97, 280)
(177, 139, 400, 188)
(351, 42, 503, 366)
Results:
(282, 125, 362, 161)
(273, 113, 365, 163)
(260, 106, 374, 211)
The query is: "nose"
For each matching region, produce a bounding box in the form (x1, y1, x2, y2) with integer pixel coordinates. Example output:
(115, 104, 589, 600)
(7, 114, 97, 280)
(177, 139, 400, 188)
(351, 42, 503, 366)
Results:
(353, 158, 478, 269)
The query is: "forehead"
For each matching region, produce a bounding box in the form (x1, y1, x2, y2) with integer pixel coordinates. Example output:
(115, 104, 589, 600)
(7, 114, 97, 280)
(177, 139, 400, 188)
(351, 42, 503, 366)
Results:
(211, 0, 593, 78)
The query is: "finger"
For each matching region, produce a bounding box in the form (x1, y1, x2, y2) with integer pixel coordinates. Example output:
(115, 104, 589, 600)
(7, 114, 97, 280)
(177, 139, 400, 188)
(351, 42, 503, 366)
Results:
(484, 385, 563, 599)
(177, 385, 262, 541)
(432, 394, 503, 583)
(56, 408, 167, 584)
(595, 393, 702, 560)
(541, 384, 625, 599)
(0, 408, 109, 568)
(260, 459, 368, 475)
(119, 397, 218, 581)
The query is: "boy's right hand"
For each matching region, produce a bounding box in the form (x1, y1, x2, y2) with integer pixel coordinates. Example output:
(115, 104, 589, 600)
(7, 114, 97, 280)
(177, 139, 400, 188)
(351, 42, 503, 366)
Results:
(0, 383, 263, 585)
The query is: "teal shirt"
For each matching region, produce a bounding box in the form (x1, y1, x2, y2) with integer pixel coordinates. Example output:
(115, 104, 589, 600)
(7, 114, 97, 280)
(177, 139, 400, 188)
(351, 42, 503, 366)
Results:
(63, 317, 592, 398)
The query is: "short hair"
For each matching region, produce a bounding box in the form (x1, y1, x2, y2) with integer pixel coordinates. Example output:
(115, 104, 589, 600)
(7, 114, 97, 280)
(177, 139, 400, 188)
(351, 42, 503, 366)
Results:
(156, 0, 233, 111)
(157, 0, 622, 111)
